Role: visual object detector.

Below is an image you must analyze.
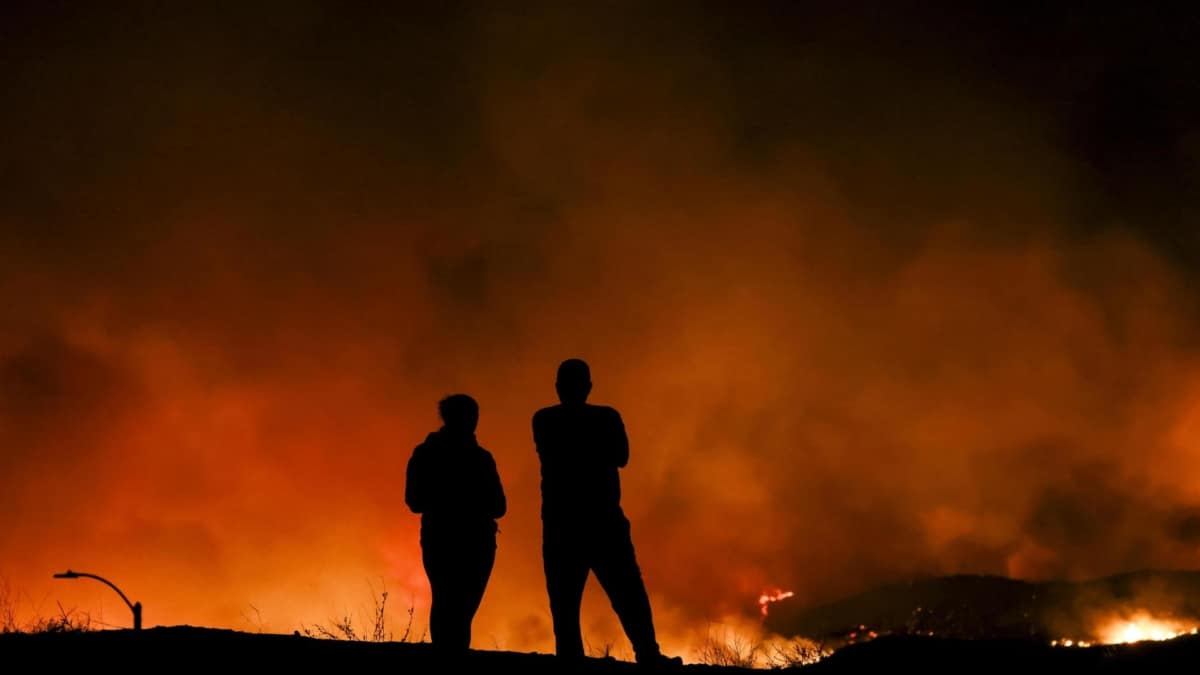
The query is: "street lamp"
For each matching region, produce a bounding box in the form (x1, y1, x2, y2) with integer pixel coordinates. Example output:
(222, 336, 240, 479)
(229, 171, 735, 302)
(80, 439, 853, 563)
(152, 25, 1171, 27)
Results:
(53, 570, 142, 630)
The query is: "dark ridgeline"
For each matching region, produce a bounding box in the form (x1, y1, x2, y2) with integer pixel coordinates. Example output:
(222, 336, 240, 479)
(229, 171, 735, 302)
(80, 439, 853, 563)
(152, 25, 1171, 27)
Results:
(767, 570, 1200, 643)
(405, 394, 506, 652)
(533, 358, 681, 667)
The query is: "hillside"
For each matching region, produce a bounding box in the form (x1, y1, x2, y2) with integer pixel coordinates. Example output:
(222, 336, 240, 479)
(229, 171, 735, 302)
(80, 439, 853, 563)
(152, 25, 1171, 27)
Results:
(766, 570, 1200, 642)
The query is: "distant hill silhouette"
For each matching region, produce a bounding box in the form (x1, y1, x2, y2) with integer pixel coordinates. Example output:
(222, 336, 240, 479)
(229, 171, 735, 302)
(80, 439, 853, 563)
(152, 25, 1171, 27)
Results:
(767, 570, 1200, 642)
(811, 632, 1200, 673)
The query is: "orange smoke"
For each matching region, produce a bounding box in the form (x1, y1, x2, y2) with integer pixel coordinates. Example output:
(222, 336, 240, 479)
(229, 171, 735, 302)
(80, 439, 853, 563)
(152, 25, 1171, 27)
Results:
(2, 2, 1200, 661)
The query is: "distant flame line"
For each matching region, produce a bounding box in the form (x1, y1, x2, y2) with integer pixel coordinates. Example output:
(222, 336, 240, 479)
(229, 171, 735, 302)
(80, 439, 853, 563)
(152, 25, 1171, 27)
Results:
(1052, 612, 1200, 647)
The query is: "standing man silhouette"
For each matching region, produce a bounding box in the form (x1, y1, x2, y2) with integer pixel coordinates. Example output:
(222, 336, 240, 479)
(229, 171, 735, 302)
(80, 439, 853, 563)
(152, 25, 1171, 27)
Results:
(533, 359, 679, 666)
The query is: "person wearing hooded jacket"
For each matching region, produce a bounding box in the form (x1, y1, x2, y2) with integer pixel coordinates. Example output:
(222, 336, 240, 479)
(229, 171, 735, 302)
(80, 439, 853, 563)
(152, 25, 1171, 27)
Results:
(405, 393, 506, 652)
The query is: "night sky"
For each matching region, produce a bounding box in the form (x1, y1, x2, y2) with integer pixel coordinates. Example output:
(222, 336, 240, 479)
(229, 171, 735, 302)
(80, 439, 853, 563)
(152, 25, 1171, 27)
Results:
(2, 1, 1199, 655)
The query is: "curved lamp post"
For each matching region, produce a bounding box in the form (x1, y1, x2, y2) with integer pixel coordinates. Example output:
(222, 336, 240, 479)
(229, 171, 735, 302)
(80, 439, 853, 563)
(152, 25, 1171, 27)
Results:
(53, 570, 142, 630)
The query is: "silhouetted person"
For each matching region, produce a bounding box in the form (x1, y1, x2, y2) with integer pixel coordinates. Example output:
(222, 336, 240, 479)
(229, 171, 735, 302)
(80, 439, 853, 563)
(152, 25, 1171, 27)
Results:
(406, 394, 506, 652)
(533, 359, 680, 667)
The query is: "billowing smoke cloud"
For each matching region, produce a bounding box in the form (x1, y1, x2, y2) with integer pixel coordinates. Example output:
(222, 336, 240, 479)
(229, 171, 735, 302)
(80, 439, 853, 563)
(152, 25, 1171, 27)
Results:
(2, 1, 1199, 656)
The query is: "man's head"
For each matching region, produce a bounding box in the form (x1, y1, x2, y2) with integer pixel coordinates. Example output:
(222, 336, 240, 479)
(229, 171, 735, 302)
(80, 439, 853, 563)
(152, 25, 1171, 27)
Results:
(438, 393, 479, 433)
(556, 358, 592, 405)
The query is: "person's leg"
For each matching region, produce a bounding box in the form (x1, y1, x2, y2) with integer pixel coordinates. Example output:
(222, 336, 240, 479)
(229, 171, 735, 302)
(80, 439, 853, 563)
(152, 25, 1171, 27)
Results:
(591, 516, 666, 663)
(422, 542, 451, 648)
(459, 536, 497, 649)
(425, 537, 473, 652)
(543, 525, 589, 659)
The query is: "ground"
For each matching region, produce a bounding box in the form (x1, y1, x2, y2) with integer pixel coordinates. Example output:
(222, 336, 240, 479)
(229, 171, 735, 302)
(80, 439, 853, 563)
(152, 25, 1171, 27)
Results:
(3, 627, 1199, 673)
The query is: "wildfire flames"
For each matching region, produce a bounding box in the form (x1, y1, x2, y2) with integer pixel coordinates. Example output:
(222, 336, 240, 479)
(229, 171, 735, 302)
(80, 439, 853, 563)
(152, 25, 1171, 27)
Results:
(1098, 613, 1199, 645)
(1051, 612, 1200, 647)
(758, 589, 795, 617)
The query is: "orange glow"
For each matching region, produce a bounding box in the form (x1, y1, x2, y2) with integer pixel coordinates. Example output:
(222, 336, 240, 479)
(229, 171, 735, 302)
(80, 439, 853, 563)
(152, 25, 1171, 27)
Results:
(1051, 612, 1200, 647)
(1097, 613, 1199, 645)
(4, 4, 1200, 664)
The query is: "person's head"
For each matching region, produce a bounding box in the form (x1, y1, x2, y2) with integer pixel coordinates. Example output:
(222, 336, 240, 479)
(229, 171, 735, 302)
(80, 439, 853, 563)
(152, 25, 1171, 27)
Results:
(438, 394, 479, 434)
(555, 358, 592, 405)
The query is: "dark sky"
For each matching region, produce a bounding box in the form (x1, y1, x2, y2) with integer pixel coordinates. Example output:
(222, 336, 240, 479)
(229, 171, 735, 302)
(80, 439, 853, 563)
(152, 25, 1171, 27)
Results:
(2, 0, 1200, 653)
(3, 2, 1197, 252)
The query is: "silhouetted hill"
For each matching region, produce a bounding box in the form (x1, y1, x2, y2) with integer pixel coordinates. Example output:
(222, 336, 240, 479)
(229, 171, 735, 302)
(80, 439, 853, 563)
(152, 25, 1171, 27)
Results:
(766, 569, 1200, 642)
(811, 633, 1200, 673)
(3, 625, 1199, 673)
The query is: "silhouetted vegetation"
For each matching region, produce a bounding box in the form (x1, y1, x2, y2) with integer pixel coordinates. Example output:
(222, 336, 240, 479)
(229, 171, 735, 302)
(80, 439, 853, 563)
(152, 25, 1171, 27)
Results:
(1, 579, 91, 634)
(298, 586, 422, 644)
(694, 626, 760, 668)
(693, 625, 828, 669)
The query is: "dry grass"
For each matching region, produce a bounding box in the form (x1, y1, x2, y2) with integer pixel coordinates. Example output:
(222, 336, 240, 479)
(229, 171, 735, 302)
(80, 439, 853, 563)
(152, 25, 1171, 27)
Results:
(695, 625, 762, 668)
(763, 637, 829, 668)
(299, 583, 423, 643)
(694, 624, 829, 669)
(1, 579, 18, 634)
(27, 603, 92, 633)
(0, 578, 91, 634)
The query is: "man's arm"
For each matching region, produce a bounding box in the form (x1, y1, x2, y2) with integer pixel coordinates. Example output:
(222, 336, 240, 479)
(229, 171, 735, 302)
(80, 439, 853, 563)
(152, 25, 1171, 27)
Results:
(404, 449, 428, 514)
(485, 452, 507, 520)
(532, 409, 547, 459)
(611, 408, 629, 468)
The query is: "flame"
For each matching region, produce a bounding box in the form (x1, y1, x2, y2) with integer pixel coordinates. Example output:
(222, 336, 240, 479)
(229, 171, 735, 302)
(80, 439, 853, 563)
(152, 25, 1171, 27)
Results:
(758, 589, 795, 617)
(1053, 611, 1200, 647)
(1097, 613, 1199, 645)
